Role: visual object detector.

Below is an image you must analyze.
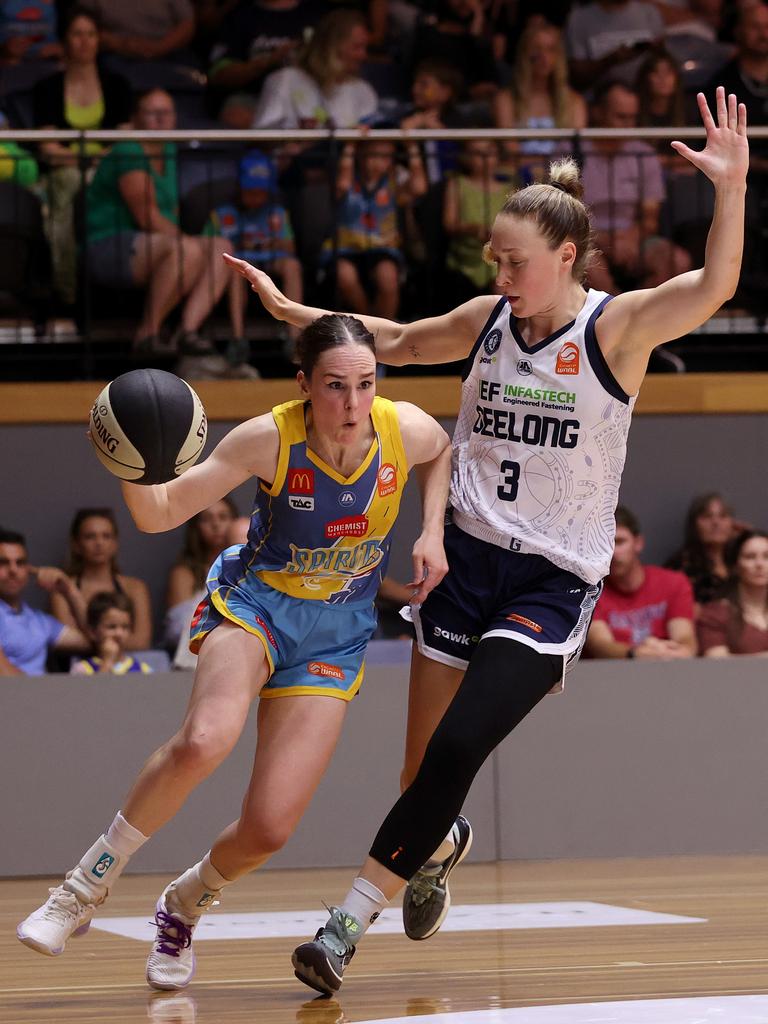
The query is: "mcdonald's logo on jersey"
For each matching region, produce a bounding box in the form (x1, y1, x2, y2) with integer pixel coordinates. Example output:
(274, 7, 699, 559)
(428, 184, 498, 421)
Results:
(556, 341, 580, 375)
(288, 468, 314, 494)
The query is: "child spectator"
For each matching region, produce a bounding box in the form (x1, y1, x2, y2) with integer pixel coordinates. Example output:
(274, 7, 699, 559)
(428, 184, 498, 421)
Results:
(443, 138, 512, 306)
(399, 58, 467, 184)
(585, 506, 696, 660)
(323, 138, 427, 319)
(697, 531, 768, 657)
(71, 592, 153, 675)
(207, 150, 303, 365)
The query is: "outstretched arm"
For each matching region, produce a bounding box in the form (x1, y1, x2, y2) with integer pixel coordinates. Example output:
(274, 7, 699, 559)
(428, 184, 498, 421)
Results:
(120, 414, 279, 533)
(598, 88, 748, 392)
(396, 402, 451, 604)
(223, 252, 495, 367)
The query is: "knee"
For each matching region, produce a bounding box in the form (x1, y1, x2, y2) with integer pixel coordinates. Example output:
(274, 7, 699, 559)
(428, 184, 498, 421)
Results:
(374, 261, 399, 291)
(168, 724, 235, 776)
(180, 237, 205, 275)
(335, 259, 358, 288)
(237, 813, 295, 858)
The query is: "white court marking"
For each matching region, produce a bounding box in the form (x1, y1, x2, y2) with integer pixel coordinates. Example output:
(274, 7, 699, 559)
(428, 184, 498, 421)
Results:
(92, 901, 704, 942)
(357, 996, 768, 1024)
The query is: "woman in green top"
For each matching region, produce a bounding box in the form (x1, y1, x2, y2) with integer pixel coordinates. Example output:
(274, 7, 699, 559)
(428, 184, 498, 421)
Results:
(86, 88, 231, 356)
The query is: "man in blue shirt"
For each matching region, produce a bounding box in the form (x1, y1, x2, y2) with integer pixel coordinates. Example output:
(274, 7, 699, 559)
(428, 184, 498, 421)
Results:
(0, 528, 89, 675)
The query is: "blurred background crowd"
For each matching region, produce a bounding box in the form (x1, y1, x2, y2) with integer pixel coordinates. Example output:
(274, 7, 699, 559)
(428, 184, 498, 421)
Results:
(0, 0, 767, 378)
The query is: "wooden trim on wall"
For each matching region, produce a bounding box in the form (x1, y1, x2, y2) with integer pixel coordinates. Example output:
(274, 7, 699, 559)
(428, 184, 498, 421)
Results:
(0, 374, 766, 424)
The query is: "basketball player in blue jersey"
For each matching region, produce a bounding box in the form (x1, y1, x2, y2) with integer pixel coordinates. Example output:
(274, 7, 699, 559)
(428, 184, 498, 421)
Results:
(17, 314, 452, 991)
(225, 86, 749, 995)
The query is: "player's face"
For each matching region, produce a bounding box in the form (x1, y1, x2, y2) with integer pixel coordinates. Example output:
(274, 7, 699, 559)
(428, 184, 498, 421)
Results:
(735, 537, 768, 588)
(609, 526, 643, 577)
(196, 501, 235, 551)
(75, 516, 118, 567)
(301, 344, 376, 443)
(695, 498, 733, 546)
(487, 215, 576, 317)
(0, 543, 29, 601)
(94, 608, 132, 648)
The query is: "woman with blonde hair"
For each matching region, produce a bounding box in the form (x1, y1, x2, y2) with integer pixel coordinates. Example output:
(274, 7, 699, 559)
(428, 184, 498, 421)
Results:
(252, 9, 378, 130)
(493, 21, 586, 178)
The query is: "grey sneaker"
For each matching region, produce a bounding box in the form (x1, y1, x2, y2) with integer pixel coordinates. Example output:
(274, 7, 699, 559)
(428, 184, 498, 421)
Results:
(292, 906, 360, 995)
(402, 815, 473, 940)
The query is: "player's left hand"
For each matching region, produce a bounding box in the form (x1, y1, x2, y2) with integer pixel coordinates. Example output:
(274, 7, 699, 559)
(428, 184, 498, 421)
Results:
(671, 86, 748, 188)
(409, 531, 449, 605)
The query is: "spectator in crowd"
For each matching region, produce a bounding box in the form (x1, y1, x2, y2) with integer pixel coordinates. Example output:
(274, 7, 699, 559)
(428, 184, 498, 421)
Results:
(0, 527, 88, 676)
(585, 506, 696, 660)
(443, 139, 510, 306)
(163, 496, 238, 654)
(698, 530, 768, 656)
(207, 0, 319, 106)
(582, 81, 692, 292)
(663, 0, 733, 91)
(81, 0, 195, 65)
(50, 508, 152, 652)
(665, 492, 744, 607)
(492, 20, 586, 182)
(707, 3, 768, 306)
(635, 46, 686, 133)
(322, 138, 427, 320)
(489, 5, 571, 65)
(409, 0, 499, 102)
(565, 0, 665, 92)
(252, 9, 379, 130)
(33, 6, 132, 305)
(208, 149, 303, 364)
(399, 57, 467, 185)
(71, 592, 153, 675)
(0, 0, 62, 65)
(85, 89, 234, 363)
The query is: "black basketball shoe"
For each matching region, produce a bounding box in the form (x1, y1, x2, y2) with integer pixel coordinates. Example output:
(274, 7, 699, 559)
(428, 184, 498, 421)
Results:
(402, 816, 473, 940)
(292, 907, 360, 995)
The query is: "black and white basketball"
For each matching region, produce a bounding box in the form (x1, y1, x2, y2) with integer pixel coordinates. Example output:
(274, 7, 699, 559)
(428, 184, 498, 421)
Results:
(89, 369, 208, 484)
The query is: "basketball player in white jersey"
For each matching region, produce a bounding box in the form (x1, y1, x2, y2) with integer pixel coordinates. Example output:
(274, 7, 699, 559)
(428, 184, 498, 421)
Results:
(225, 87, 748, 994)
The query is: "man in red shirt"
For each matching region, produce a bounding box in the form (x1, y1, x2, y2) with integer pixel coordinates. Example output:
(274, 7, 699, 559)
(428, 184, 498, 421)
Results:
(586, 506, 696, 659)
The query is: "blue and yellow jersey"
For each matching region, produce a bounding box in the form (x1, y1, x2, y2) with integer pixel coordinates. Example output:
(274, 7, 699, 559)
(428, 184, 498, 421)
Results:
(71, 655, 152, 675)
(215, 396, 408, 607)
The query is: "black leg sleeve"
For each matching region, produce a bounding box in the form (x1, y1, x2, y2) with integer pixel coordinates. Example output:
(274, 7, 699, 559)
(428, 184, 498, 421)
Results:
(369, 637, 561, 881)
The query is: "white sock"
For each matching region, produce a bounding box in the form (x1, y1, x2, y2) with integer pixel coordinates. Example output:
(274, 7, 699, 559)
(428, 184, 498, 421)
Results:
(425, 827, 456, 870)
(105, 811, 150, 858)
(337, 877, 389, 941)
(171, 852, 232, 917)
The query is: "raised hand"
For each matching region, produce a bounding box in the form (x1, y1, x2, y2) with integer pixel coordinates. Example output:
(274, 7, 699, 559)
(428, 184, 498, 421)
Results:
(671, 87, 748, 188)
(223, 253, 287, 320)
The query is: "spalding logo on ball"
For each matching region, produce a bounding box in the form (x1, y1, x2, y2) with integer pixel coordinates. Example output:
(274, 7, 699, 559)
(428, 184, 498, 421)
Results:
(89, 369, 208, 484)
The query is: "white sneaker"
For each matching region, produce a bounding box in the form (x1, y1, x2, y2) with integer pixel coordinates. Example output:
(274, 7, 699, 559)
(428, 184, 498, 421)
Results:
(17, 885, 96, 956)
(146, 888, 200, 991)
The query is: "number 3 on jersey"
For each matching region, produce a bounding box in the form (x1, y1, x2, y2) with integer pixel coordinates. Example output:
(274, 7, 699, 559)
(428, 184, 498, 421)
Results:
(497, 460, 520, 501)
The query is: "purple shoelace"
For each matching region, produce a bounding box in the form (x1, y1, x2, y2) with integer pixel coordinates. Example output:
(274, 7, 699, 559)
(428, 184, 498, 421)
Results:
(153, 909, 193, 957)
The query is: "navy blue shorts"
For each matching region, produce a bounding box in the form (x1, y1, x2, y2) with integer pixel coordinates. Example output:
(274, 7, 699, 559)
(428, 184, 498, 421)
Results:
(410, 523, 602, 688)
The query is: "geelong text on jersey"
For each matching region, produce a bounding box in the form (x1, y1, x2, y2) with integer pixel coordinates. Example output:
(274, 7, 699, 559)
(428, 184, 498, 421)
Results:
(472, 406, 580, 448)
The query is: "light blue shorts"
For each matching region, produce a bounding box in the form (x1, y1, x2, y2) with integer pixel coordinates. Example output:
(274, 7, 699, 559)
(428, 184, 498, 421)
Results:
(189, 554, 377, 701)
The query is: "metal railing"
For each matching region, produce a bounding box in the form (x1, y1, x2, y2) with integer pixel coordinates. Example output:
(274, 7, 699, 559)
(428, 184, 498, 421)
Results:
(0, 126, 764, 379)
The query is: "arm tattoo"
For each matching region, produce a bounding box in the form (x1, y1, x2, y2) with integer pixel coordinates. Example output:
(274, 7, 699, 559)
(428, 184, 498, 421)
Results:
(408, 344, 421, 359)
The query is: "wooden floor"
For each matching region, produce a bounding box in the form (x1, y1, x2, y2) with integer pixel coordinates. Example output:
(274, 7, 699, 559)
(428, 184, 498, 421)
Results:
(2, 856, 768, 1024)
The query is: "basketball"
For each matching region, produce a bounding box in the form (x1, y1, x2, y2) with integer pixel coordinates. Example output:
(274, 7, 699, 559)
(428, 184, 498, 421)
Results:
(89, 369, 207, 484)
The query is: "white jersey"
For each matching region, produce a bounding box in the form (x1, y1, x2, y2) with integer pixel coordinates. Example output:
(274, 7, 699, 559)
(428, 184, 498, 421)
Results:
(450, 290, 636, 585)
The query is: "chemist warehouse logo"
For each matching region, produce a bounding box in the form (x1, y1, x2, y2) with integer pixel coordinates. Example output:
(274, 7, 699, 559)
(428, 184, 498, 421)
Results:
(555, 341, 580, 375)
